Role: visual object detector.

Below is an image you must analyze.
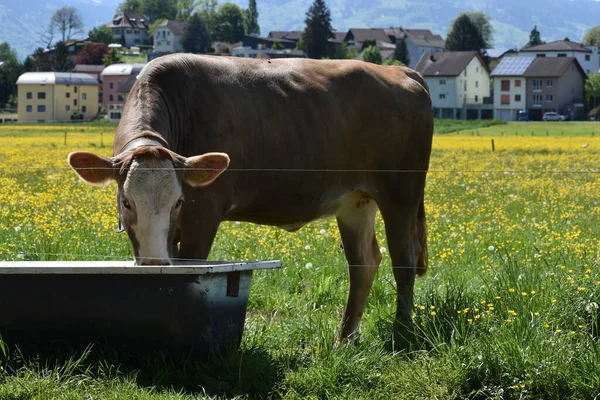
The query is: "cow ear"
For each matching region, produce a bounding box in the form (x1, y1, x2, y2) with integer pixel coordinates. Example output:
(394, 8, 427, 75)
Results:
(183, 152, 230, 187)
(68, 151, 116, 186)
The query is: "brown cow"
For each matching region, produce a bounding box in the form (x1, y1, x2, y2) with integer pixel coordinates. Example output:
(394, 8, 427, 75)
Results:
(68, 54, 433, 340)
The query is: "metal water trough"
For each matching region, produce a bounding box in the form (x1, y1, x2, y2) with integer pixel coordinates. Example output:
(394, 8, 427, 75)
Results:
(0, 260, 280, 356)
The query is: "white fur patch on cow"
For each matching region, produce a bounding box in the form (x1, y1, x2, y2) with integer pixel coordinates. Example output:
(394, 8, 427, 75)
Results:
(124, 157, 182, 264)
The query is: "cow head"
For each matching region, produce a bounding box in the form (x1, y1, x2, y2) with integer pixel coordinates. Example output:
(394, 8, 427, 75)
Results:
(68, 147, 230, 265)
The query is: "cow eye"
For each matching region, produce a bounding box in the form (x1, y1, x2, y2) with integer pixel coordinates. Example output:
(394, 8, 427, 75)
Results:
(122, 199, 131, 210)
(175, 198, 183, 208)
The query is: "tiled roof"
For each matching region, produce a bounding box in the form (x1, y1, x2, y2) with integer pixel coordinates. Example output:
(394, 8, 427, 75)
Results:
(107, 12, 149, 30)
(414, 51, 479, 77)
(523, 57, 585, 77)
(346, 28, 391, 44)
(520, 39, 592, 53)
(157, 20, 187, 36)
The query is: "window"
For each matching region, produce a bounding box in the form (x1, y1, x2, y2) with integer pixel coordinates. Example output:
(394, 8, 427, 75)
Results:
(117, 94, 124, 101)
(501, 80, 510, 91)
(439, 94, 446, 99)
(533, 95, 542, 106)
(37, 92, 46, 99)
(65, 105, 70, 111)
(464, 69, 467, 77)
(26, 105, 32, 112)
(546, 94, 553, 102)
(501, 94, 510, 105)
(585, 55, 591, 61)
(536, 54, 546, 57)
(74, 86, 77, 93)
(26, 92, 32, 99)
(475, 81, 479, 88)
(167, 41, 171, 46)
(109, 82, 114, 89)
(66, 92, 70, 98)
(515, 80, 521, 87)
(82, 106, 87, 113)
(109, 94, 114, 101)
(126, 30, 132, 34)
(476, 67, 479, 73)
(515, 94, 521, 102)
(74, 99, 78, 106)
(475, 95, 478, 102)
(134, 39, 140, 44)
(533, 80, 542, 91)
(82, 93, 87, 100)
(37, 105, 45, 112)
(557, 53, 567, 57)
(134, 30, 139, 35)
(439, 79, 446, 85)
(464, 81, 466, 91)
(546, 80, 553, 88)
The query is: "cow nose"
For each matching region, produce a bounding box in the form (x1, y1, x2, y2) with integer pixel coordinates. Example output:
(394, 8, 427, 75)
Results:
(141, 258, 170, 266)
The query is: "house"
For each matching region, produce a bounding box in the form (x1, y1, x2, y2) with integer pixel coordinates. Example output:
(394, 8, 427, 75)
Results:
(267, 31, 303, 43)
(385, 28, 445, 68)
(490, 56, 534, 121)
(232, 35, 306, 58)
(344, 28, 391, 50)
(491, 56, 586, 120)
(100, 63, 146, 120)
(107, 12, 150, 48)
(153, 20, 187, 54)
(518, 39, 599, 73)
(73, 64, 105, 103)
(415, 51, 492, 119)
(16, 72, 99, 122)
(486, 48, 517, 71)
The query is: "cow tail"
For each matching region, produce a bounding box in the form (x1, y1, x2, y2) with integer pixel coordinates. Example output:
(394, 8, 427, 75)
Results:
(416, 196, 428, 277)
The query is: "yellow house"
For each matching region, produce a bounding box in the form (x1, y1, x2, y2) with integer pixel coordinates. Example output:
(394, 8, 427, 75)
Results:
(16, 72, 99, 122)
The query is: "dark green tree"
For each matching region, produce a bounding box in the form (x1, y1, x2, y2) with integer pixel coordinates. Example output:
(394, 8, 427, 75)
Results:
(393, 36, 409, 65)
(463, 11, 493, 49)
(301, 0, 334, 59)
(0, 42, 21, 108)
(31, 48, 53, 71)
(527, 25, 544, 47)
(102, 48, 122, 66)
(181, 12, 212, 53)
(361, 39, 376, 51)
(177, 0, 199, 20)
(143, 0, 178, 21)
(244, 0, 260, 35)
(271, 40, 284, 50)
(52, 41, 74, 72)
(214, 3, 245, 43)
(88, 25, 114, 44)
(362, 45, 382, 64)
(445, 14, 487, 53)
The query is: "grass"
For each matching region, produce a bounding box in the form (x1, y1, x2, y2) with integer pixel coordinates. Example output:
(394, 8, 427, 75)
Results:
(0, 121, 599, 398)
(434, 118, 507, 134)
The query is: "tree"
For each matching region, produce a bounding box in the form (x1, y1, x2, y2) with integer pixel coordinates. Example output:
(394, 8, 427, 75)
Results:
(526, 25, 544, 48)
(301, 0, 334, 59)
(31, 48, 53, 71)
(117, 0, 144, 14)
(214, 3, 246, 43)
(583, 25, 600, 46)
(445, 14, 487, 53)
(102, 48, 123, 66)
(384, 59, 404, 66)
(49, 7, 85, 43)
(362, 45, 382, 64)
(177, 0, 199, 20)
(143, 0, 178, 21)
(88, 25, 114, 44)
(329, 42, 357, 59)
(585, 73, 600, 110)
(393, 36, 409, 65)
(244, 0, 260, 35)
(52, 41, 74, 72)
(271, 40, 284, 50)
(0, 42, 21, 108)
(76, 44, 109, 65)
(181, 12, 212, 53)
(463, 11, 493, 49)
(197, 0, 219, 37)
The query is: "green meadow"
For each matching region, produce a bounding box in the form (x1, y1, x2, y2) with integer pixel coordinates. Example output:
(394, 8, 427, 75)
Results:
(0, 121, 599, 399)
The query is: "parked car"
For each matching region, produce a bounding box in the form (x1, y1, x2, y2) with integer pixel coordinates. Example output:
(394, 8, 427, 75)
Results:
(542, 112, 565, 121)
(517, 110, 529, 121)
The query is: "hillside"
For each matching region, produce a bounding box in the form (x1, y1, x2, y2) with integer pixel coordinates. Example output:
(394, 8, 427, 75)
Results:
(2, 0, 600, 59)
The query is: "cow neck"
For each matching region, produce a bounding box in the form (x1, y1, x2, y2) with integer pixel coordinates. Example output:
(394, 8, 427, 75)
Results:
(118, 136, 168, 154)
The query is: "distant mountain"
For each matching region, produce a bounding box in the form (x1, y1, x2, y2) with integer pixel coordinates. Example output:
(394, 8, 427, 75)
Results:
(2, 0, 600, 59)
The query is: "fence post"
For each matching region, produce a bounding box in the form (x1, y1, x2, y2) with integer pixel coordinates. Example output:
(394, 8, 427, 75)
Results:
(64, 131, 67, 146)
(101, 131, 104, 147)
(491, 139, 495, 152)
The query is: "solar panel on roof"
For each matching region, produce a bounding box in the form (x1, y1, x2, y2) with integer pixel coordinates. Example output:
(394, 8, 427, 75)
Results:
(492, 57, 534, 76)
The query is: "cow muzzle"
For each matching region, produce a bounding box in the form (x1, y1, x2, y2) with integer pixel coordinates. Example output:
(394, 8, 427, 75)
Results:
(139, 258, 171, 266)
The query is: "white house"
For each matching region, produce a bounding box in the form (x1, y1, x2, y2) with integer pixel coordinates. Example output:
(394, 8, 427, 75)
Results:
(153, 20, 187, 54)
(415, 51, 491, 119)
(518, 39, 599, 74)
(106, 12, 149, 48)
(490, 57, 534, 121)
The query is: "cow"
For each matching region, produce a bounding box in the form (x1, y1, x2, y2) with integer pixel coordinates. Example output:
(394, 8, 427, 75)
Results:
(68, 54, 433, 341)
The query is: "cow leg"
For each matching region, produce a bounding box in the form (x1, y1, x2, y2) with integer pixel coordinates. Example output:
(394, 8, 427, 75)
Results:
(377, 194, 423, 347)
(336, 194, 382, 340)
(177, 189, 226, 260)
